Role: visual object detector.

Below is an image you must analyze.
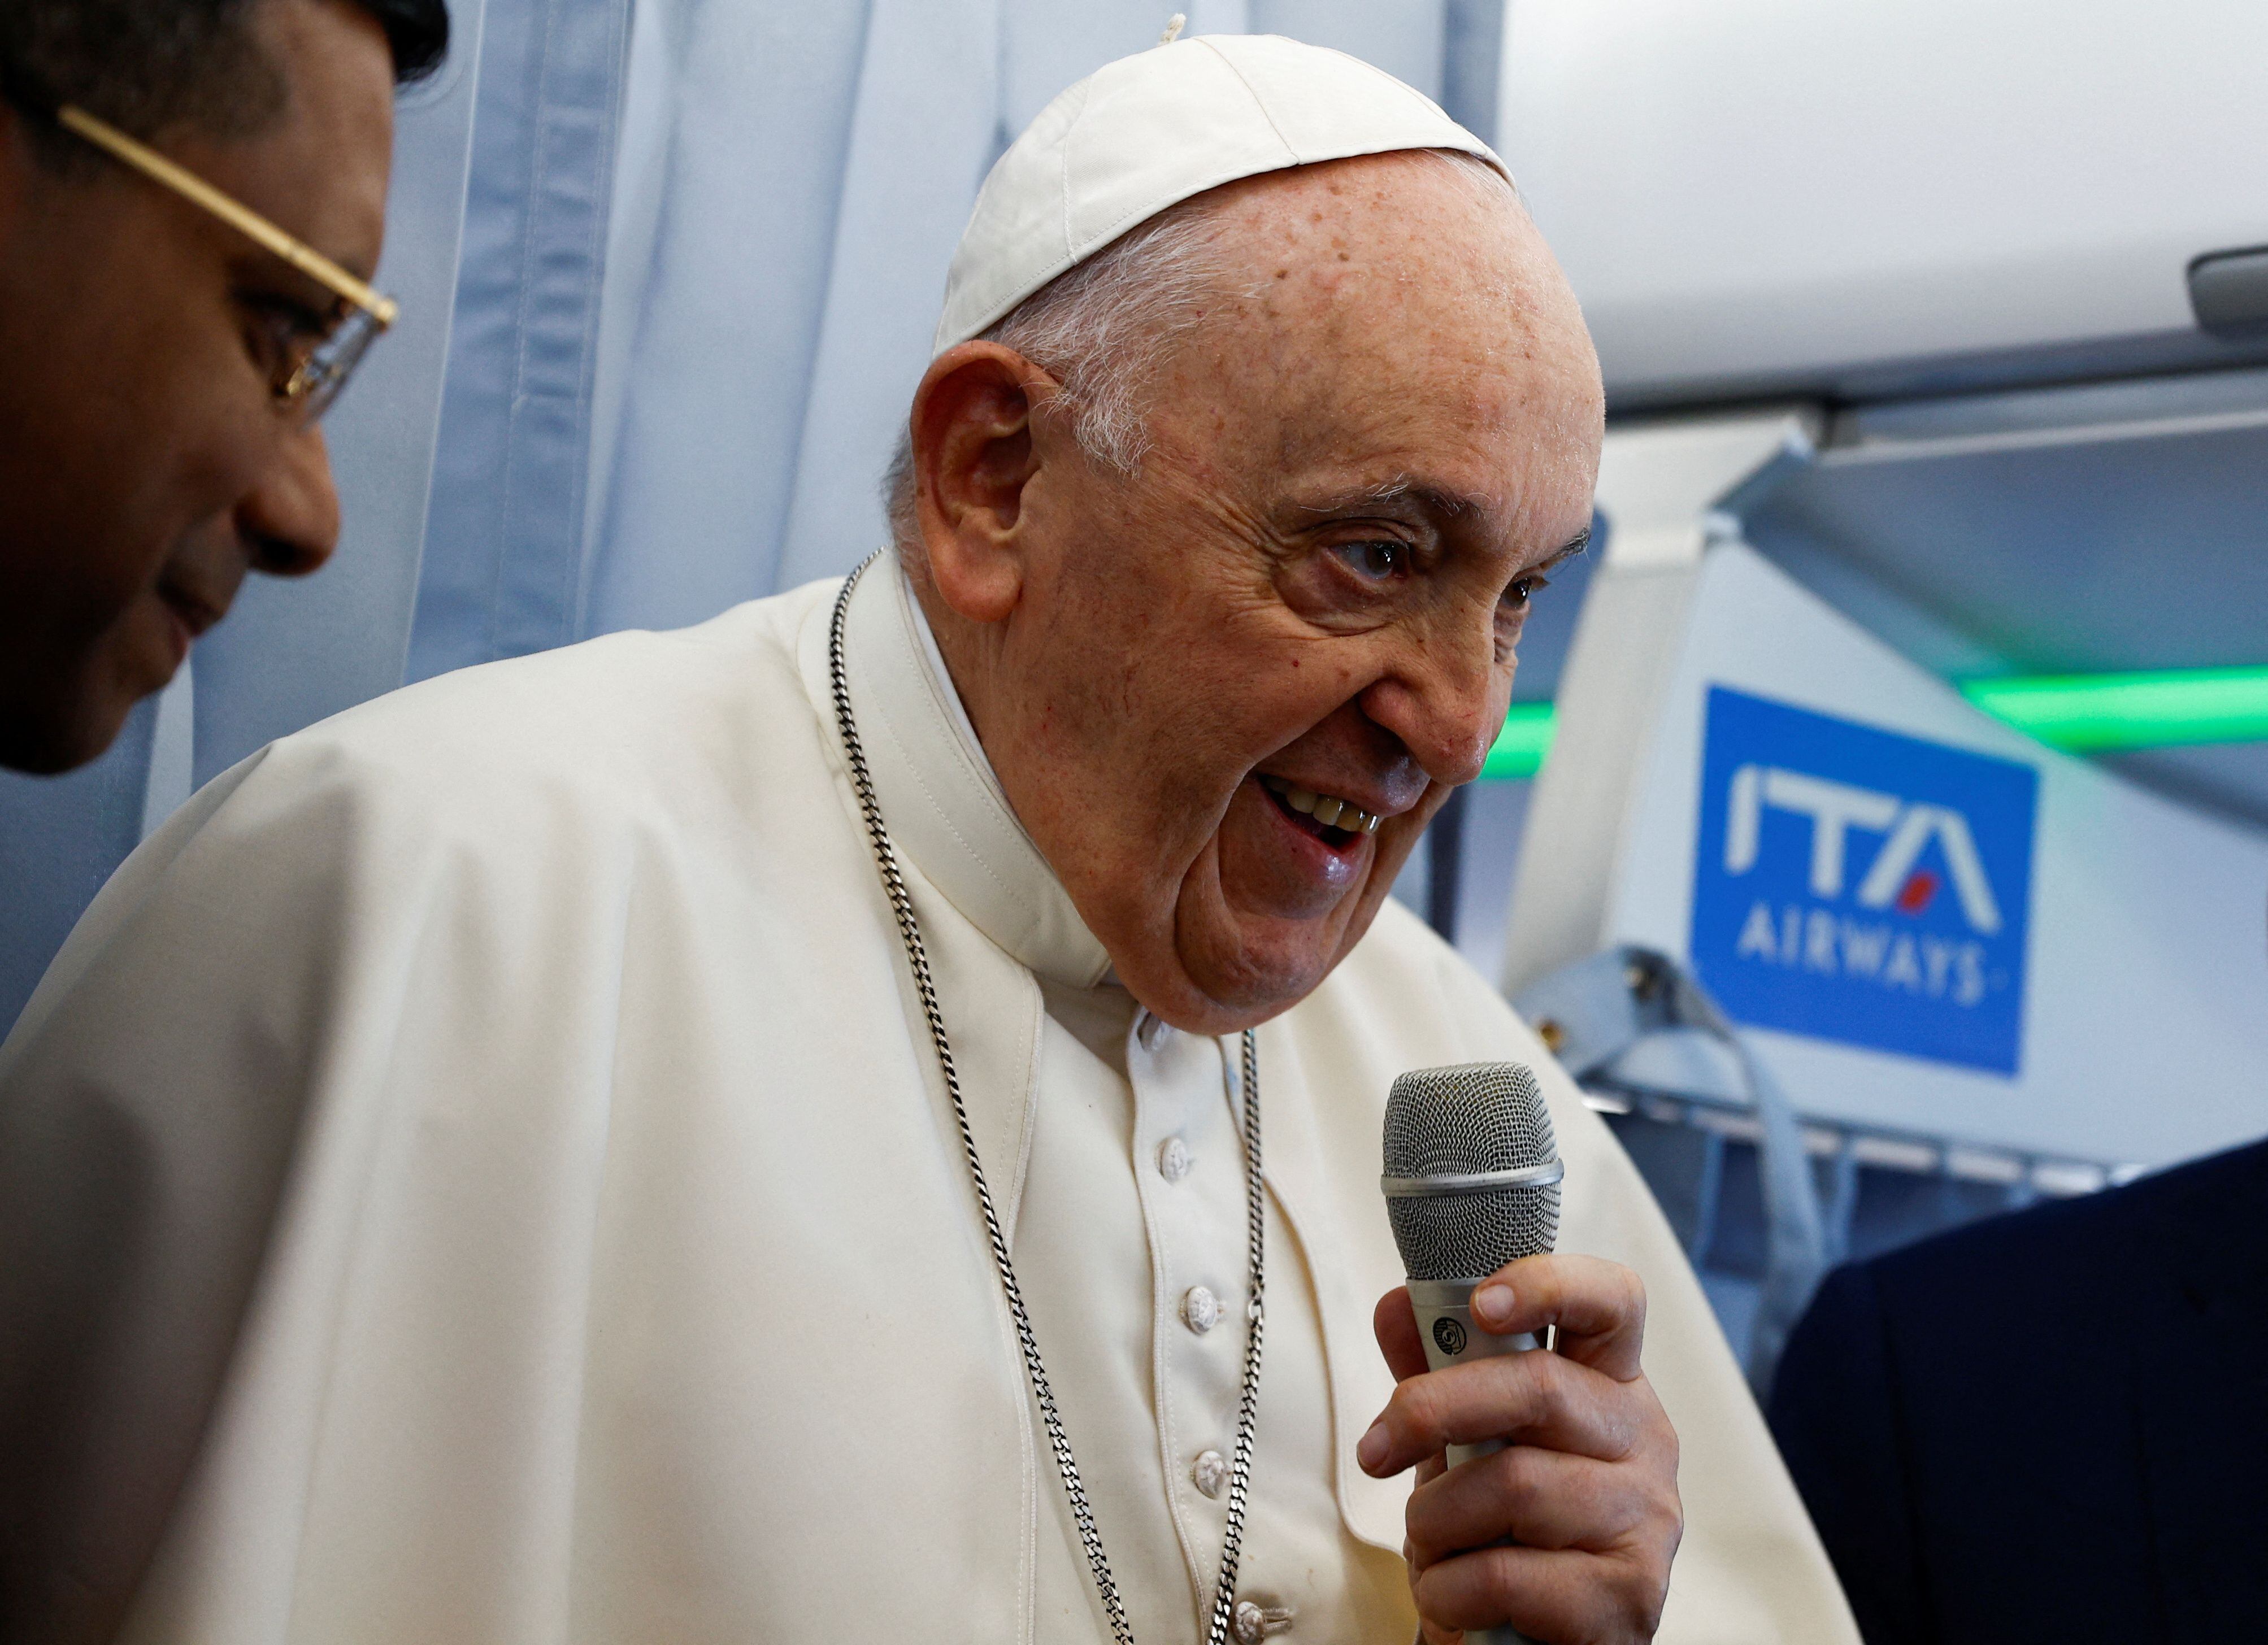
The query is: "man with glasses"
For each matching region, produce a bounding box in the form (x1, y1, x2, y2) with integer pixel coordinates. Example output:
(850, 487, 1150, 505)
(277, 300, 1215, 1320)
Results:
(0, 0, 446, 776)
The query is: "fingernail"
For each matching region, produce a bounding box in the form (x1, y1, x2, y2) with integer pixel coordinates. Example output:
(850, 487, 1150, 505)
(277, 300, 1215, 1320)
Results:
(1358, 1419, 1389, 1472)
(1474, 1283, 1515, 1327)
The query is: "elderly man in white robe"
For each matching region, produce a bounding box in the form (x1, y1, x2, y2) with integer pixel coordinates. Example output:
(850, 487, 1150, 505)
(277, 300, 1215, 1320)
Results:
(0, 32, 1858, 1645)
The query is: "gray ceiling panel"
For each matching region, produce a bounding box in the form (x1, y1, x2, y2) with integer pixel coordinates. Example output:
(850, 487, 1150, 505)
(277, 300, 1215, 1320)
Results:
(1723, 367, 2268, 830)
(1748, 421, 2268, 674)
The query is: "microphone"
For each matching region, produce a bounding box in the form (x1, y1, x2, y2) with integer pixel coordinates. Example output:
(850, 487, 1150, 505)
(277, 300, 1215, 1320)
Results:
(1381, 1061, 1564, 1645)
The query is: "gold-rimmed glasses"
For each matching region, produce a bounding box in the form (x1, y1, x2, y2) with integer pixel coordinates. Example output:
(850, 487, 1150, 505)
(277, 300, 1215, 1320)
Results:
(57, 103, 398, 420)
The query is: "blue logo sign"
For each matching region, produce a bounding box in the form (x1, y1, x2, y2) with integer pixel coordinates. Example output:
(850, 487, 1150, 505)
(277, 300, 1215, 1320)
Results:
(1691, 687, 2037, 1074)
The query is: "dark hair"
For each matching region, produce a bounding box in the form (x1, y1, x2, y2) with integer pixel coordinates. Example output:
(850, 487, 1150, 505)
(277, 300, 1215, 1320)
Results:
(351, 0, 451, 84)
(0, 0, 449, 150)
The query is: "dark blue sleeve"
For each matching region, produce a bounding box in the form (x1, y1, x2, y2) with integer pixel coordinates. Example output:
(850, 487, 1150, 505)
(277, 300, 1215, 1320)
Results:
(1769, 1263, 1936, 1645)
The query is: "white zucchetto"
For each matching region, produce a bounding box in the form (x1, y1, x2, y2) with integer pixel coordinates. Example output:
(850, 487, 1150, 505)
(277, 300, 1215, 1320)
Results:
(933, 32, 1509, 353)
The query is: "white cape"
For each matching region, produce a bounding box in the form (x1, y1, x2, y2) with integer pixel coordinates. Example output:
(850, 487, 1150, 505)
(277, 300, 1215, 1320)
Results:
(0, 572, 1857, 1643)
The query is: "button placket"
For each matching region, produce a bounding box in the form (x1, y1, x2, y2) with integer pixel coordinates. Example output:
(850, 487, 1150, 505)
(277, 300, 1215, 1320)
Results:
(1129, 1015, 1252, 1597)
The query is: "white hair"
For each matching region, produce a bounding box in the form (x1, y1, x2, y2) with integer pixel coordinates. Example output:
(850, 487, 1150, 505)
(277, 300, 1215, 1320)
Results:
(883, 148, 1514, 554)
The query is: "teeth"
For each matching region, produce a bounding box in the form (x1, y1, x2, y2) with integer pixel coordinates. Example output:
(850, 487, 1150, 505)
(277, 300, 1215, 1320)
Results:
(1262, 774, 1383, 836)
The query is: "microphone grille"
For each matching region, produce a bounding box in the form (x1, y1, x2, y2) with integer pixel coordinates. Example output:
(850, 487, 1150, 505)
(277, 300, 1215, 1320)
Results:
(1383, 1062, 1561, 1281)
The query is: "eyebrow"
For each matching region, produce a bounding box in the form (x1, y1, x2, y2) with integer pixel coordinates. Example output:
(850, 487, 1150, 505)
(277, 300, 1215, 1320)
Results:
(1294, 475, 1489, 524)
(1546, 524, 1594, 565)
(1294, 477, 1596, 568)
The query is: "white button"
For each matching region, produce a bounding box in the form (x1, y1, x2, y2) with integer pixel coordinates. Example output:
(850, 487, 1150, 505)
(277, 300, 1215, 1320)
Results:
(1181, 1284, 1222, 1334)
(1158, 1136, 1193, 1182)
(1135, 1009, 1169, 1051)
(1232, 1599, 1293, 1641)
(1191, 1448, 1229, 1498)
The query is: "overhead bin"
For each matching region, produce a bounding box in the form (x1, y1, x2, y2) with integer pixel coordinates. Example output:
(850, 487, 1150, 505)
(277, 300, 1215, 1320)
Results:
(1497, 0, 2268, 406)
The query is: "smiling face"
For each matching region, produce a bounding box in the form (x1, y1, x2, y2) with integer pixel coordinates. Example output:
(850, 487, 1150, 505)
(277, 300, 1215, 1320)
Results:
(911, 151, 1604, 1034)
(0, 0, 393, 772)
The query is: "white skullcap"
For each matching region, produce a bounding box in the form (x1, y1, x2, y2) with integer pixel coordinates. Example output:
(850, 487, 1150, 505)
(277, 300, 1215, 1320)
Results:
(933, 33, 1507, 354)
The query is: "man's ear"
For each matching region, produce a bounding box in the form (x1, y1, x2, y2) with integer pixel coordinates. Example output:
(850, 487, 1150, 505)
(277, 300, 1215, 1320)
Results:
(910, 342, 1055, 625)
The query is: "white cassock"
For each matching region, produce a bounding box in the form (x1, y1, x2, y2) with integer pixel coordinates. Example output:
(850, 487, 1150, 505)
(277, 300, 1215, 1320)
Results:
(0, 557, 1858, 1643)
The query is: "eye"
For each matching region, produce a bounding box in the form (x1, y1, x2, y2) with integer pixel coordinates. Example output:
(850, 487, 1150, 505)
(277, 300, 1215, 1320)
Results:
(1332, 538, 1410, 581)
(1502, 573, 1550, 615)
(236, 291, 329, 375)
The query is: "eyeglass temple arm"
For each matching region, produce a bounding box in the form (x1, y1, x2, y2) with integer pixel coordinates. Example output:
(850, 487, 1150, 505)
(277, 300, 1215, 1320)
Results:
(57, 104, 397, 328)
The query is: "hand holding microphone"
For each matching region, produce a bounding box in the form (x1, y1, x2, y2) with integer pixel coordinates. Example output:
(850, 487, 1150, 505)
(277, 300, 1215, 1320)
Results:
(1362, 1064, 1682, 1645)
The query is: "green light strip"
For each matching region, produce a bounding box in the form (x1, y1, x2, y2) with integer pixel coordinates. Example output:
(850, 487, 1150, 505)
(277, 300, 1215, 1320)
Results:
(1482, 702, 1556, 780)
(1477, 665, 2268, 780)
(1958, 666, 2268, 752)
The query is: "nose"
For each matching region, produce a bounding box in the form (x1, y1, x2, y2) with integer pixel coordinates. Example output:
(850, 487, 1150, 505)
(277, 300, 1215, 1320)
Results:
(1358, 618, 1505, 789)
(234, 424, 341, 577)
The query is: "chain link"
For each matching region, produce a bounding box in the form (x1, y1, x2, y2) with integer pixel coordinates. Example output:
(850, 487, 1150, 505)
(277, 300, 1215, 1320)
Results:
(1205, 1028, 1267, 1643)
(829, 560, 1266, 1644)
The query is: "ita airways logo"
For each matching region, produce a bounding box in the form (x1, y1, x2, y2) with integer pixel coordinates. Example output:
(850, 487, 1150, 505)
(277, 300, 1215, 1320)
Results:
(1691, 686, 2038, 1075)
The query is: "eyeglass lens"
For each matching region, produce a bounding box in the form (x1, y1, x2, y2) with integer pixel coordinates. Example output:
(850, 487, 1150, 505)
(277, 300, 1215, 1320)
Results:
(282, 304, 384, 422)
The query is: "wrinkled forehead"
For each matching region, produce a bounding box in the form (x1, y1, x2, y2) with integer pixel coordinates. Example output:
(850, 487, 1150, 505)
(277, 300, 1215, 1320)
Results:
(1149, 155, 1604, 533)
(1198, 153, 1589, 373)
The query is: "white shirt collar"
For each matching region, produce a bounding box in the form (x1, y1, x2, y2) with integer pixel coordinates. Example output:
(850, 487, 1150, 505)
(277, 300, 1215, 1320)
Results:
(837, 553, 1114, 991)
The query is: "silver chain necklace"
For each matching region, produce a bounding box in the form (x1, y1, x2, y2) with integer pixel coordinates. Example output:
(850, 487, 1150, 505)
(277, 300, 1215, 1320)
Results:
(828, 559, 1267, 1645)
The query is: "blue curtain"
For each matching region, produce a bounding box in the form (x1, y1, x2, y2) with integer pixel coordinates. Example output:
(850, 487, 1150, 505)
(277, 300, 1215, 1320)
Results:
(1, 0, 1495, 1033)
(0, 704, 157, 1030)
(408, 0, 635, 674)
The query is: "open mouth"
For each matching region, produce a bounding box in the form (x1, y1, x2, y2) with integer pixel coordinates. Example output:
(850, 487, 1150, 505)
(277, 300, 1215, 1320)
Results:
(1259, 773, 1383, 851)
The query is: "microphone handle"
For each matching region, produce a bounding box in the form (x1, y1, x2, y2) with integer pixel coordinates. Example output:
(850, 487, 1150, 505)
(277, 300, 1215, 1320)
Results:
(1406, 1278, 1546, 1645)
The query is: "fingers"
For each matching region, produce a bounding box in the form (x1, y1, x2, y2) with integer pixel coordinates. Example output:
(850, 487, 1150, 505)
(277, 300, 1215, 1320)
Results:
(1404, 1433, 1680, 1569)
(1467, 1254, 1648, 1381)
(1373, 1287, 1431, 1383)
(1368, 1259, 1678, 1644)
(1412, 1542, 1673, 1644)
(1358, 1347, 1656, 1479)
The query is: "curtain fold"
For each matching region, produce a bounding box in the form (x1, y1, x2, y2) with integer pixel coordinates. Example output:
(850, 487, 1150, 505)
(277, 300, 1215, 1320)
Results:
(409, 0, 635, 678)
(574, 0, 883, 631)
